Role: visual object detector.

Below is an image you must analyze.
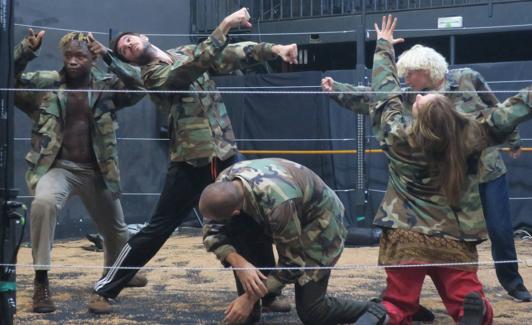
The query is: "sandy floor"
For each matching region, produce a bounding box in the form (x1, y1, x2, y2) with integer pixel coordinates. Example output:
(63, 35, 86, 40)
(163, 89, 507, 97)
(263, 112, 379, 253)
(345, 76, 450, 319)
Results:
(13, 229, 532, 324)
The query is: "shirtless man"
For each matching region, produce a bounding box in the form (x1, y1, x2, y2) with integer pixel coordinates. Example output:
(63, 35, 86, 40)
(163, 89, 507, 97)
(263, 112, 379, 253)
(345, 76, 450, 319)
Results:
(14, 29, 145, 313)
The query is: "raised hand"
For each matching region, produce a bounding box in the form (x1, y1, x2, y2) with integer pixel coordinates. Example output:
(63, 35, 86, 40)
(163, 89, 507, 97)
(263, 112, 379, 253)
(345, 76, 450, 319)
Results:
(321, 77, 335, 92)
(221, 7, 253, 33)
(374, 14, 404, 45)
(26, 28, 45, 50)
(87, 32, 108, 57)
(273, 44, 298, 64)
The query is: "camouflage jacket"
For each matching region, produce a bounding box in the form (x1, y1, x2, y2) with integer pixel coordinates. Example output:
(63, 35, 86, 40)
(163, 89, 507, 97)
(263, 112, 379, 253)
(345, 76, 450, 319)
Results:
(370, 38, 532, 241)
(15, 38, 144, 194)
(203, 158, 347, 294)
(109, 27, 279, 167)
(329, 68, 521, 184)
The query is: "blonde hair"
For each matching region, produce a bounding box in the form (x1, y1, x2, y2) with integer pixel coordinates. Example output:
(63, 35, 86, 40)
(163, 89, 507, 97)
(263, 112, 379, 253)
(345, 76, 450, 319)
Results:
(397, 45, 448, 83)
(59, 32, 90, 50)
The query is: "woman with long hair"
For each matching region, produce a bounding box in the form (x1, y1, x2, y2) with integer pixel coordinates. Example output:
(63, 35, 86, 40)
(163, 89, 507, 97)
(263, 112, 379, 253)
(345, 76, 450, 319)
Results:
(367, 15, 532, 325)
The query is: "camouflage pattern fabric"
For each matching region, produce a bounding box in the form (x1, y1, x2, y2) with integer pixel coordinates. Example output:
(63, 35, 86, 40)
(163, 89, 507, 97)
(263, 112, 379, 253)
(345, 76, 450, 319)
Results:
(14, 38, 144, 195)
(329, 65, 521, 184)
(370, 38, 532, 242)
(108, 27, 279, 167)
(203, 158, 347, 294)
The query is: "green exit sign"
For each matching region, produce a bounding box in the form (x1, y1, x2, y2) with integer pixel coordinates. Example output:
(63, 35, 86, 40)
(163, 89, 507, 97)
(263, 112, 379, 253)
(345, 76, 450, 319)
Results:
(438, 16, 463, 29)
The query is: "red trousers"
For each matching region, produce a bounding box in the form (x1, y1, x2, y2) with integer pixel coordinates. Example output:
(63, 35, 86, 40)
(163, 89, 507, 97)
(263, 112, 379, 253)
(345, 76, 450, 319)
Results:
(382, 266, 493, 325)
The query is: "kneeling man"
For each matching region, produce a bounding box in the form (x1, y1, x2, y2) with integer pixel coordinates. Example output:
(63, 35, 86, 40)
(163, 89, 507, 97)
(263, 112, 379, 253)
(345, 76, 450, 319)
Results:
(201, 158, 386, 325)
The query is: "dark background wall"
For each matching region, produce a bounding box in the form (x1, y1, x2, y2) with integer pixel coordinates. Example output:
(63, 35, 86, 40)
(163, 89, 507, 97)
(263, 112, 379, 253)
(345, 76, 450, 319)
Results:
(12, 0, 532, 240)
(13, 0, 190, 238)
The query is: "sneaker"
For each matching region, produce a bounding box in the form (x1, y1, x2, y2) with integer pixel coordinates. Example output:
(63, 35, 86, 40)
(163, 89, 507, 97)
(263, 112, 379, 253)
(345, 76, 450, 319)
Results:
(412, 304, 435, 322)
(508, 283, 531, 302)
(125, 273, 148, 288)
(32, 279, 56, 313)
(88, 293, 113, 314)
(261, 296, 291, 313)
(459, 292, 485, 325)
(355, 302, 388, 325)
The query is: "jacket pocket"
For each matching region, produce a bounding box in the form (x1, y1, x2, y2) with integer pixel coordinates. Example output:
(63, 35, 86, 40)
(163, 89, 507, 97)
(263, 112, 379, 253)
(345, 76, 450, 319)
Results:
(175, 117, 213, 158)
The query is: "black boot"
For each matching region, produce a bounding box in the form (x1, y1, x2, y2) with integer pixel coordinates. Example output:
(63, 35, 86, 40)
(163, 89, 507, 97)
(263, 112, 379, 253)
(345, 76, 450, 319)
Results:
(458, 292, 485, 325)
(355, 302, 388, 325)
(412, 304, 435, 322)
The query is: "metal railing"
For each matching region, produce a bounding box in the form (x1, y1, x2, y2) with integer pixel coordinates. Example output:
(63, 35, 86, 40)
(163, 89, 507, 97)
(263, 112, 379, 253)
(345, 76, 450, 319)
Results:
(191, 0, 513, 32)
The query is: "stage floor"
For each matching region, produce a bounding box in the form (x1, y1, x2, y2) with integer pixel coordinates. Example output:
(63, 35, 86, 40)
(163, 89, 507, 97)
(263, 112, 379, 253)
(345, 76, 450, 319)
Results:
(13, 229, 532, 324)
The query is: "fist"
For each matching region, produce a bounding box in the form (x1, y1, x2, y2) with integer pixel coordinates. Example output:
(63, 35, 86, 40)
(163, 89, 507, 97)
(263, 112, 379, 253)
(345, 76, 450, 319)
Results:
(274, 44, 298, 64)
(225, 7, 252, 29)
(321, 77, 334, 92)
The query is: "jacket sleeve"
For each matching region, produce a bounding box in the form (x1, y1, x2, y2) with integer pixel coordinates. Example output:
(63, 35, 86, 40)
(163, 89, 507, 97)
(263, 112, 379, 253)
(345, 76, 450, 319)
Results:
(210, 41, 278, 73)
(202, 218, 237, 263)
(370, 39, 410, 147)
(263, 200, 306, 294)
(102, 53, 146, 109)
(471, 69, 522, 150)
(484, 86, 532, 135)
(142, 27, 228, 90)
(14, 38, 48, 121)
(328, 82, 373, 115)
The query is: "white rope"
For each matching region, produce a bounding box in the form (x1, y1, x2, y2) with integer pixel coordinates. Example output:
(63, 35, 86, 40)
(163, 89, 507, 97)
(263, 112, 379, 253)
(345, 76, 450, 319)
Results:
(0, 258, 529, 272)
(16, 189, 356, 199)
(2, 87, 531, 95)
(15, 137, 357, 142)
(14, 23, 108, 35)
(366, 22, 532, 36)
(217, 85, 322, 89)
(14, 23, 355, 38)
(234, 138, 357, 142)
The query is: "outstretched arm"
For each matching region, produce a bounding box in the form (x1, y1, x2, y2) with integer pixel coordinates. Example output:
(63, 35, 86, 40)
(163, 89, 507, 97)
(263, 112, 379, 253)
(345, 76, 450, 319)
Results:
(87, 33, 145, 109)
(14, 28, 52, 120)
(371, 15, 410, 146)
(468, 69, 522, 155)
(322, 77, 373, 115)
(211, 42, 297, 73)
(144, 8, 257, 89)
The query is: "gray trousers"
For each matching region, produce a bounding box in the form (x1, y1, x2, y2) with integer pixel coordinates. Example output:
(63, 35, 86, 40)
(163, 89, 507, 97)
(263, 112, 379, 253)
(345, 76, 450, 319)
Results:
(30, 160, 128, 271)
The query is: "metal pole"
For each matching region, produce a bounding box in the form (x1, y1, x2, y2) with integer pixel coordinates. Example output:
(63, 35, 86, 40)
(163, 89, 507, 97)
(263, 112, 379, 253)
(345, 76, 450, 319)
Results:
(0, 0, 17, 323)
(450, 34, 456, 65)
(354, 0, 367, 226)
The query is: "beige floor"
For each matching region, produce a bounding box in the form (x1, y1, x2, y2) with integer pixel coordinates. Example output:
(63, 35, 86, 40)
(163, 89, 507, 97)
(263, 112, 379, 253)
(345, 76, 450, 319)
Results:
(13, 232, 532, 324)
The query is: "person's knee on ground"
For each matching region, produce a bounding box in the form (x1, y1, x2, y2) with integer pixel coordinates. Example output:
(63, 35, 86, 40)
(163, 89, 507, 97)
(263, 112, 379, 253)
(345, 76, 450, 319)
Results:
(458, 291, 493, 325)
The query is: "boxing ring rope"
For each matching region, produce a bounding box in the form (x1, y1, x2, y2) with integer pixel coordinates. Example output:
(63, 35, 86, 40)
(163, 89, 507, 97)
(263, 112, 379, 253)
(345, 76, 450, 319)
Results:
(6, 20, 532, 274)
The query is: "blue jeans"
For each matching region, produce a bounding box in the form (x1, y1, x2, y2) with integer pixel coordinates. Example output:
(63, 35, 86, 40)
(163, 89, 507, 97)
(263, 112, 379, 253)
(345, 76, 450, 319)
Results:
(479, 174, 524, 292)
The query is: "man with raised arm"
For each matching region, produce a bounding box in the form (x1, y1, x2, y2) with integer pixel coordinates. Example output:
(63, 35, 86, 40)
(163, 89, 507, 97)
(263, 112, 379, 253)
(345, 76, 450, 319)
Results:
(14, 29, 146, 313)
(89, 8, 299, 315)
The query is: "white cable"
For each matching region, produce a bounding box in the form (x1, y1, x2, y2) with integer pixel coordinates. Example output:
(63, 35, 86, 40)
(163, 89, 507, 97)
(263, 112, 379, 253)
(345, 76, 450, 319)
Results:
(16, 189, 356, 199)
(234, 138, 357, 142)
(0, 258, 529, 272)
(217, 85, 321, 89)
(3, 87, 531, 95)
(366, 22, 532, 35)
(14, 23, 355, 38)
(14, 23, 108, 35)
(15, 137, 357, 142)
